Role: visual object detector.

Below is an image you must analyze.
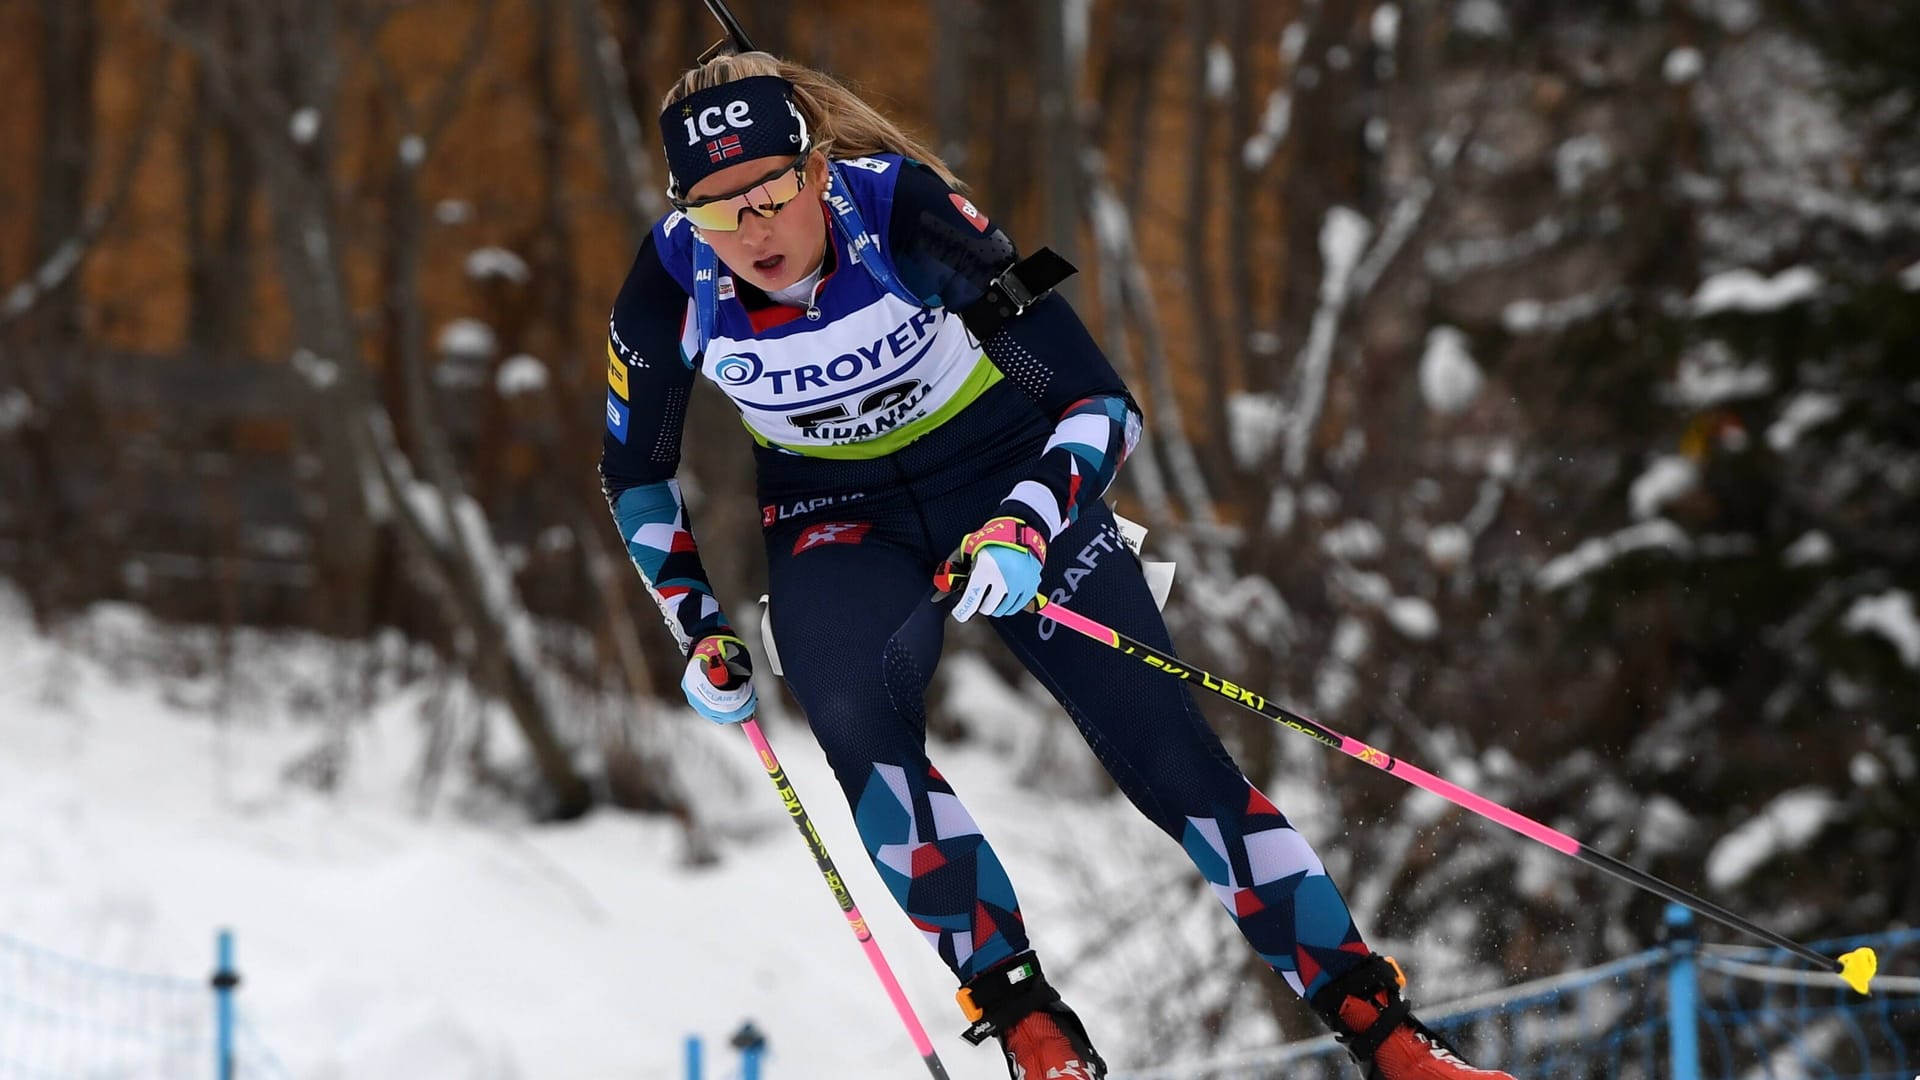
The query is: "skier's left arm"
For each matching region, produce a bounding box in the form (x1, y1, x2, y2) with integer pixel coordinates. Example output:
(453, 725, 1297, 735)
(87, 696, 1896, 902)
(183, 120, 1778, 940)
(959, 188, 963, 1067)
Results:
(888, 161, 1142, 543)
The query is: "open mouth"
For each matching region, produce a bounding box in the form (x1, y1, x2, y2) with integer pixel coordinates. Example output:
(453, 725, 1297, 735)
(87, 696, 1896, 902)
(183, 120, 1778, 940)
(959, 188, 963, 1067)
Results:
(753, 254, 785, 276)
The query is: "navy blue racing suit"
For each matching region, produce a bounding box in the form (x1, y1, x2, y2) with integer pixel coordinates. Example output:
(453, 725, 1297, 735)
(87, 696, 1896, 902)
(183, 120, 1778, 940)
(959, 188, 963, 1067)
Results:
(599, 155, 1372, 996)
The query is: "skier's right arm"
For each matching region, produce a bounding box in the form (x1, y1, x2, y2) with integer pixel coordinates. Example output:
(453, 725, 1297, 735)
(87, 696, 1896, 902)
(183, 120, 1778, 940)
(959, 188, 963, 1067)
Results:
(599, 235, 755, 723)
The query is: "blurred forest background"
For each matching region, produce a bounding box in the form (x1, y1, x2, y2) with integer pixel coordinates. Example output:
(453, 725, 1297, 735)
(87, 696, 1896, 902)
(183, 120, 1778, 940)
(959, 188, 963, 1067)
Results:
(1, 0, 1916, 1054)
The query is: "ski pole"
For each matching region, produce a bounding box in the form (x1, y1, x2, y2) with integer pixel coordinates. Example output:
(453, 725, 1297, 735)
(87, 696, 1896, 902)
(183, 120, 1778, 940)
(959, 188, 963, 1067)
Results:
(1019, 595, 1881, 996)
(741, 719, 953, 1078)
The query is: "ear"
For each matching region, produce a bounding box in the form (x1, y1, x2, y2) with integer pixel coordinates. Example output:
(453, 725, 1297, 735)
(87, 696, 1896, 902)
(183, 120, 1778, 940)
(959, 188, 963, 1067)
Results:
(807, 151, 830, 194)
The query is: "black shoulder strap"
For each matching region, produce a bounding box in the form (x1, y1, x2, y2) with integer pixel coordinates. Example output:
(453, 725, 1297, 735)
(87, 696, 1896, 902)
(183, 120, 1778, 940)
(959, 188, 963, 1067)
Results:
(959, 247, 1077, 340)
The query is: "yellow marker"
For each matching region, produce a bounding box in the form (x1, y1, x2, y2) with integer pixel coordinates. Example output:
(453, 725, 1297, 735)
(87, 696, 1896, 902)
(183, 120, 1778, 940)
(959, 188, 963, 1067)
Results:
(1838, 946, 1877, 995)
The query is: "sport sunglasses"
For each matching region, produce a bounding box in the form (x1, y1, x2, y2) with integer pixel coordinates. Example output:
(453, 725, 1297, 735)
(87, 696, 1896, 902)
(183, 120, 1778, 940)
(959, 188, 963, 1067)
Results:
(673, 156, 810, 232)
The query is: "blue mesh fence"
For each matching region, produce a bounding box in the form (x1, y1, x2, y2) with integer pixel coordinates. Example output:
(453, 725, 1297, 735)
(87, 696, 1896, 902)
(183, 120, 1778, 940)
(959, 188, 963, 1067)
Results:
(1695, 929, 1920, 1079)
(1119, 912, 1919, 1080)
(0, 930, 289, 1079)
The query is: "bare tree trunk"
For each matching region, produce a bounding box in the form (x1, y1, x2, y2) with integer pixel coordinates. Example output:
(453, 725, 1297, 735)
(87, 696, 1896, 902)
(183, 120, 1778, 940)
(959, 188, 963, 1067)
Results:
(1035, 0, 1082, 305)
(929, 0, 976, 174)
(569, 0, 664, 246)
(29, 0, 94, 347)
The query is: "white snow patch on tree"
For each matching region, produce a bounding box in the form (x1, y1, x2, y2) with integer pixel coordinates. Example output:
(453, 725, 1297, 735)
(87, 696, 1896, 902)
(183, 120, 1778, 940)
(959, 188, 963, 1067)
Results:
(399, 134, 426, 167)
(289, 107, 321, 145)
(436, 318, 498, 362)
(1502, 290, 1614, 335)
(1332, 616, 1371, 664)
(1370, 4, 1401, 50)
(1454, 0, 1510, 38)
(1692, 266, 1823, 315)
(1243, 92, 1294, 170)
(1662, 340, 1773, 407)
(1638, 796, 1696, 856)
(1425, 524, 1471, 571)
(495, 355, 549, 398)
(1321, 520, 1384, 562)
(1554, 134, 1612, 194)
(1537, 520, 1691, 591)
(465, 247, 531, 285)
(1842, 589, 1920, 668)
(1226, 393, 1287, 468)
(0, 389, 32, 433)
(1281, 22, 1308, 65)
(1386, 596, 1439, 640)
(435, 200, 475, 226)
(1766, 391, 1842, 451)
(1419, 327, 1483, 415)
(1206, 43, 1233, 100)
(1705, 788, 1838, 889)
(1664, 47, 1704, 85)
(1320, 518, 1382, 557)
(1629, 455, 1700, 520)
(1899, 259, 1920, 291)
(289, 348, 338, 390)
(1782, 530, 1833, 568)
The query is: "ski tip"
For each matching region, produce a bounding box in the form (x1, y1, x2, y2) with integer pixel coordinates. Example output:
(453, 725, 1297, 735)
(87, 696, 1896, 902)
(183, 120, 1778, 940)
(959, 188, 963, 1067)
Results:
(1838, 946, 1878, 996)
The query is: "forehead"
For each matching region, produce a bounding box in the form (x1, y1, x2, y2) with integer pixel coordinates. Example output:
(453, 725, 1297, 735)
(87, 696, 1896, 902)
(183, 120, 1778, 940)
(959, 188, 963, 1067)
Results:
(686, 154, 795, 201)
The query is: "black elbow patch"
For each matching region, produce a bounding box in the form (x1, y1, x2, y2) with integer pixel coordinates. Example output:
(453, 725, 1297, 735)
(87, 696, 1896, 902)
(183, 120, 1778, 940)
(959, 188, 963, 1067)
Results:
(957, 248, 1078, 340)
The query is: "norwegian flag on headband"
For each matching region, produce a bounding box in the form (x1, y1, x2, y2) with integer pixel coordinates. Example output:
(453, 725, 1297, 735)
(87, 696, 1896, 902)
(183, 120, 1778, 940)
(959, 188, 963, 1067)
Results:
(707, 134, 744, 164)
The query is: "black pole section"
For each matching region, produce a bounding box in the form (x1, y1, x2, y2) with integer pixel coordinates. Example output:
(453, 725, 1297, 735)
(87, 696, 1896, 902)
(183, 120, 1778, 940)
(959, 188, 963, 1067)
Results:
(701, 0, 756, 53)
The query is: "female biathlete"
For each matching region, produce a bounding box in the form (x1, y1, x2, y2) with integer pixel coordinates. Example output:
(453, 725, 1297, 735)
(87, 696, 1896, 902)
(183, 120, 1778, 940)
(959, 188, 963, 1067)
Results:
(598, 51, 1516, 1080)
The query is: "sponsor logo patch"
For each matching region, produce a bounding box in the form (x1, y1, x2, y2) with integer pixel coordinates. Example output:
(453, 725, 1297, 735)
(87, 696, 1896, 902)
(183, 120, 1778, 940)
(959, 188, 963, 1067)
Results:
(761, 493, 867, 527)
(950, 192, 989, 232)
(605, 392, 631, 443)
(793, 521, 871, 554)
(606, 343, 630, 400)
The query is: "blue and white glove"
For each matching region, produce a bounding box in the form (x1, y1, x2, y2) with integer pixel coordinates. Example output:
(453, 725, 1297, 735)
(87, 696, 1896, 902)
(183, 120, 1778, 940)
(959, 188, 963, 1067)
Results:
(939, 516, 1049, 623)
(681, 633, 757, 724)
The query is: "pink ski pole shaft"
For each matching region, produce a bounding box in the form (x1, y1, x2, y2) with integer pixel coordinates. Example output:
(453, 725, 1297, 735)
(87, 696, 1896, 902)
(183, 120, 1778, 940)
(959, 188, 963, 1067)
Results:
(1021, 596, 1878, 996)
(741, 720, 953, 1075)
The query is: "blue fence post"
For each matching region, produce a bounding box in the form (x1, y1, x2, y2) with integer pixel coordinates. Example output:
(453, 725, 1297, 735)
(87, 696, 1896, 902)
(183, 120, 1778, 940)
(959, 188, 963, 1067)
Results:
(1665, 904, 1702, 1080)
(211, 930, 238, 1080)
(685, 1035, 702, 1080)
(731, 1020, 767, 1080)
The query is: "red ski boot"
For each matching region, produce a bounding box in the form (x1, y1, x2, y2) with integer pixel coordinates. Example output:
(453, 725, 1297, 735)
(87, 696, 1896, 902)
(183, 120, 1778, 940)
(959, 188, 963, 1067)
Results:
(957, 953, 1106, 1080)
(1310, 955, 1517, 1080)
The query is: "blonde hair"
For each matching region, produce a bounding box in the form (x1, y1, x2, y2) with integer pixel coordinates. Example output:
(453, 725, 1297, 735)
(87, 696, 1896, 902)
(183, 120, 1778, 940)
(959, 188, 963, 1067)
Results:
(662, 52, 965, 193)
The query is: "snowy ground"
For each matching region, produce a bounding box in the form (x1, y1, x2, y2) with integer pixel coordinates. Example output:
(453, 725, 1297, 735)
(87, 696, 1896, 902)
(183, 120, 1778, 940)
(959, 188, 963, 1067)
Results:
(0, 588, 1219, 1079)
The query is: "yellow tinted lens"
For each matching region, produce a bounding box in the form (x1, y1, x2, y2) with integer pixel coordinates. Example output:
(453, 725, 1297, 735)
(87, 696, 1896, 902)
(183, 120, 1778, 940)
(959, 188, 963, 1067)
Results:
(681, 165, 804, 232)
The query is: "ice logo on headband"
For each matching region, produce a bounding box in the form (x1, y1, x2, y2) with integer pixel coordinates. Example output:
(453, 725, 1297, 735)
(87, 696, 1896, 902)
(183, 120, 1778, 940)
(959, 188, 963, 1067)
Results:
(712, 352, 764, 386)
(682, 99, 756, 145)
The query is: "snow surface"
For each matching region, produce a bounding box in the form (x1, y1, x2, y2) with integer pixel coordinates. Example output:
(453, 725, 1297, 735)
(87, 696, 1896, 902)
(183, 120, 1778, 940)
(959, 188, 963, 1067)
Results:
(1418, 327, 1483, 415)
(1705, 788, 1838, 890)
(1841, 589, 1920, 669)
(0, 591, 1235, 1079)
(1691, 266, 1822, 315)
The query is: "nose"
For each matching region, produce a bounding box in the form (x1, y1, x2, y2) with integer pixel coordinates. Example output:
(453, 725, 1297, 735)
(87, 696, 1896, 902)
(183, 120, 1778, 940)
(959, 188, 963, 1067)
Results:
(735, 209, 777, 249)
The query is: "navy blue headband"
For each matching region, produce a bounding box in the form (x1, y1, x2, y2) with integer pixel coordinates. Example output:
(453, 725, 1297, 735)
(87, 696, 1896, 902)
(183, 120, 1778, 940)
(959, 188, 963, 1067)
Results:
(660, 75, 809, 197)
